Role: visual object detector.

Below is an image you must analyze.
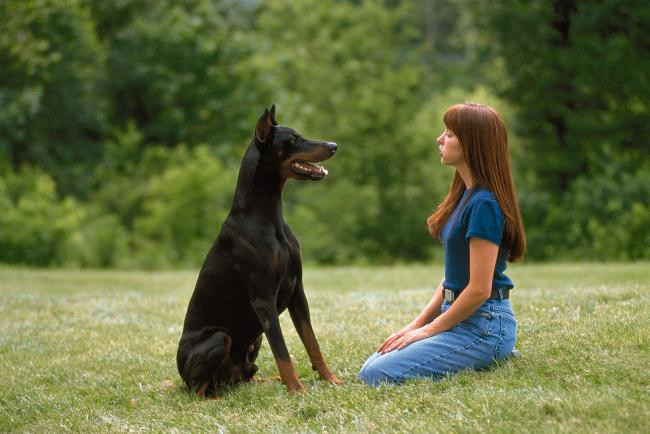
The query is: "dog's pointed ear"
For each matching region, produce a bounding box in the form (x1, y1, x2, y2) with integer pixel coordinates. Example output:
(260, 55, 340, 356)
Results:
(255, 107, 274, 144)
(269, 104, 277, 126)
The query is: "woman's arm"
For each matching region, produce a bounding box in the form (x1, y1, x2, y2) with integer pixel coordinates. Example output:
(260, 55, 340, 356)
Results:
(381, 237, 498, 352)
(412, 278, 445, 327)
(377, 279, 444, 352)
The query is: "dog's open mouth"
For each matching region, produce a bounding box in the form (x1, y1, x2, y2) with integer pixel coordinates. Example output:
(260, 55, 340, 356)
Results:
(291, 161, 329, 180)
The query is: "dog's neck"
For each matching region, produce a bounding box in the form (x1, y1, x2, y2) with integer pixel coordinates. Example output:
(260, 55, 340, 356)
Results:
(231, 143, 286, 226)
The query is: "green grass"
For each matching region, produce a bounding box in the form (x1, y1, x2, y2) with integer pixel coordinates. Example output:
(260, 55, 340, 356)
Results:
(1, 263, 649, 433)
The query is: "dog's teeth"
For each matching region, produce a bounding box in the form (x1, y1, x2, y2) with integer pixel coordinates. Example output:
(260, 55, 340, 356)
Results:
(292, 161, 329, 176)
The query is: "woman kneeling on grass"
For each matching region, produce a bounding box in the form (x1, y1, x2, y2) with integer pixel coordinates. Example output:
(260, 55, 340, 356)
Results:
(360, 103, 526, 386)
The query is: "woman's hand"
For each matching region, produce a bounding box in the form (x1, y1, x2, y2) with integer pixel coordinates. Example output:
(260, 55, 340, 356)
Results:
(377, 323, 417, 354)
(377, 282, 445, 354)
(379, 326, 434, 354)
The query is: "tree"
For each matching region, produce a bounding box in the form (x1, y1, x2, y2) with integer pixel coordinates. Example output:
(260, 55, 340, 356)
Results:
(0, 0, 106, 196)
(252, 0, 447, 262)
(472, 0, 650, 191)
(88, 0, 270, 161)
(471, 0, 650, 259)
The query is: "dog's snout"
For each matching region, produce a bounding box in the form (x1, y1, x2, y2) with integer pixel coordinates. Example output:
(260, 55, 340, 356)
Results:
(327, 142, 338, 154)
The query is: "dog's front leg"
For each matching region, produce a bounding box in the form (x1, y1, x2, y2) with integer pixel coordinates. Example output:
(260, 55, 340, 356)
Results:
(288, 283, 342, 385)
(251, 299, 305, 393)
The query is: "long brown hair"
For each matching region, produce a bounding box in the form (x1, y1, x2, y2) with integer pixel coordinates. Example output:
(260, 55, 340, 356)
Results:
(427, 103, 526, 262)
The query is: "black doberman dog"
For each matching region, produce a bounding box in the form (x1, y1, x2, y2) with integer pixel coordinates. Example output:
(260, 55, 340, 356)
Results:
(176, 105, 341, 395)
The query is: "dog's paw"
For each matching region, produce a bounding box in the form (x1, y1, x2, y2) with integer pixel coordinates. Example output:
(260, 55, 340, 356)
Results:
(196, 382, 210, 398)
(324, 374, 343, 386)
(247, 375, 264, 383)
(286, 381, 306, 394)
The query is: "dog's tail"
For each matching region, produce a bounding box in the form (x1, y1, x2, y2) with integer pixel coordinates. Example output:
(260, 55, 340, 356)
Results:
(176, 328, 232, 394)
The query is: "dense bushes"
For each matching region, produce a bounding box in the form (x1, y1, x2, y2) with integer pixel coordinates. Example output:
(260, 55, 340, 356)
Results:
(0, 146, 233, 268)
(1, 0, 648, 268)
(2, 140, 649, 269)
(0, 168, 76, 266)
(129, 146, 233, 268)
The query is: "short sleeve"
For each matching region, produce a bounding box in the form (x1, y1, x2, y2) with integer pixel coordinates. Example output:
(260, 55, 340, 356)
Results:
(464, 198, 505, 246)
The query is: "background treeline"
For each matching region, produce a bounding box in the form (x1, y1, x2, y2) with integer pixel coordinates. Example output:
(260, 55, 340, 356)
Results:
(1, 0, 648, 268)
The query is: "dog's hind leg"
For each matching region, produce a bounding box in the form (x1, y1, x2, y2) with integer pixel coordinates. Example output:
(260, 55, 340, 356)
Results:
(243, 335, 263, 381)
(177, 329, 232, 396)
(288, 282, 342, 385)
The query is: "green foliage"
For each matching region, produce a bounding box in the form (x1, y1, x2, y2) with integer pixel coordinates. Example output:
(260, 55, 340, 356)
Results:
(533, 160, 650, 261)
(88, 0, 269, 160)
(255, 0, 443, 262)
(0, 146, 235, 268)
(0, 167, 129, 267)
(0, 0, 106, 195)
(470, 0, 650, 260)
(0, 0, 648, 267)
(0, 168, 73, 265)
(59, 211, 129, 268)
(131, 146, 233, 268)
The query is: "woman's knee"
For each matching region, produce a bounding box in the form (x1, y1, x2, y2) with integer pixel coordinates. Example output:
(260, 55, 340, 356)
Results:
(359, 355, 397, 387)
(359, 353, 373, 383)
(359, 352, 379, 378)
(359, 361, 387, 386)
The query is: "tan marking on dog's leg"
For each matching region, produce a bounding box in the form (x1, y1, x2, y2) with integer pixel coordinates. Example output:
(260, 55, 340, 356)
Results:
(299, 323, 343, 385)
(276, 359, 305, 393)
(196, 382, 210, 398)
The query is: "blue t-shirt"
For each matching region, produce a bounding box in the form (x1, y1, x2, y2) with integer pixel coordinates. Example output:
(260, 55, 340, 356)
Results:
(441, 188, 514, 291)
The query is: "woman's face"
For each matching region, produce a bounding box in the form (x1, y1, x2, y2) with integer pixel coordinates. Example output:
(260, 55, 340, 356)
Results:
(437, 128, 464, 166)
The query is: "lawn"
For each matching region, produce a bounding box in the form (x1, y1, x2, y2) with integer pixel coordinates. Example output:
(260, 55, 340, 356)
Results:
(1, 263, 648, 433)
